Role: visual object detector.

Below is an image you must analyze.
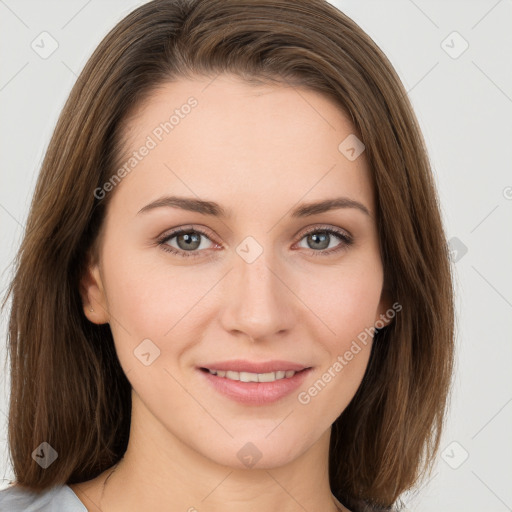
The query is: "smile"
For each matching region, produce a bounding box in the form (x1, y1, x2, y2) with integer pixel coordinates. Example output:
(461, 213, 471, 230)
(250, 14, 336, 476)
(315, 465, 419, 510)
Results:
(198, 367, 312, 405)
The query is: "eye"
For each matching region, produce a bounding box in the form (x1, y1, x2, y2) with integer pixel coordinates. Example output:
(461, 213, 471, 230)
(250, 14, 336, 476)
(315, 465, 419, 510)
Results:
(157, 224, 353, 259)
(157, 226, 217, 258)
(295, 226, 353, 256)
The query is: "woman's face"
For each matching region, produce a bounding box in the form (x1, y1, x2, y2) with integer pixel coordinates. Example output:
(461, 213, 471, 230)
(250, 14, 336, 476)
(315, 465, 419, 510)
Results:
(83, 74, 391, 469)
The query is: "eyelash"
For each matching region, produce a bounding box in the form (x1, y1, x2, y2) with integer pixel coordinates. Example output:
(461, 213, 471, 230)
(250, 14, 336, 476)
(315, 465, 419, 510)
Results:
(157, 225, 353, 259)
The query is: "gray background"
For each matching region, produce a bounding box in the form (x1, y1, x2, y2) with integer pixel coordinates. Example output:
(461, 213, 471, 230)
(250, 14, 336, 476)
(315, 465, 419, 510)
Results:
(1, 1, 511, 510)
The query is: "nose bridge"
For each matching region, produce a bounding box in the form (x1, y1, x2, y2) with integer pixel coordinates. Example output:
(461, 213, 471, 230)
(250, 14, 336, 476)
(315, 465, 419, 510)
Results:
(239, 247, 277, 298)
(220, 238, 295, 340)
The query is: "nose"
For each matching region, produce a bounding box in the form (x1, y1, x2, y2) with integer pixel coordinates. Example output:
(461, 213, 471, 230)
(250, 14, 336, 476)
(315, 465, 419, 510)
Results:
(219, 247, 297, 342)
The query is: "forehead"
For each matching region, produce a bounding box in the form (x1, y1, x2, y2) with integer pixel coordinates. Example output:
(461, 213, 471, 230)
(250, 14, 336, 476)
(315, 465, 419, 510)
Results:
(111, 74, 375, 218)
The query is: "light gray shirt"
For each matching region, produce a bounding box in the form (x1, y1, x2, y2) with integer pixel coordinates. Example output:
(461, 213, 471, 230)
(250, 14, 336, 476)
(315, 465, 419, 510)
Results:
(0, 483, 87, 511)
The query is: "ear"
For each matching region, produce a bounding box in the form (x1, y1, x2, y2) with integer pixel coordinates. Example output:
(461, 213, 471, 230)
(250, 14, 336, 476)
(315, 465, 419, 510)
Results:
(80, 257, 109, 325)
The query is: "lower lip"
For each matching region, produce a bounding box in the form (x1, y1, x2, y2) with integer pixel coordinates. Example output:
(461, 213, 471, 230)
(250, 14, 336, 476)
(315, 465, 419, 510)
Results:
(198, 368, 312, 405)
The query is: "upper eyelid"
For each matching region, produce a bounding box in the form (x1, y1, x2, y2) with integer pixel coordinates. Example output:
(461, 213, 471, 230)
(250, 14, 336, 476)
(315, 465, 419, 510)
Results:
(300, 225, 351, 239)
(158, 225, 217, 244)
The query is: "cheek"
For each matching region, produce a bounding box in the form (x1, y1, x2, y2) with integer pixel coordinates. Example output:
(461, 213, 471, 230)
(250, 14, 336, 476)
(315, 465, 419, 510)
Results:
(105, 264, 169, 334)
(296, 342, 372, 432)
(100, 244, 220, 373)
(102, 243, 200, 332)
(296, 271, 378, 421)
(300, 257, 383, 341)
(295, 263, 381, 411)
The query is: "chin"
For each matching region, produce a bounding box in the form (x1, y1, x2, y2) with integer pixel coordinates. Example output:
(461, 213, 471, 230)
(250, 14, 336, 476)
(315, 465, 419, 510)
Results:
(197, 429, 316, 471)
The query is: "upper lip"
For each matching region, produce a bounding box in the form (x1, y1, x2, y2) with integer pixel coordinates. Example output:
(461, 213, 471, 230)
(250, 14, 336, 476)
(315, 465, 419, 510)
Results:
(198, 359, 311, 373)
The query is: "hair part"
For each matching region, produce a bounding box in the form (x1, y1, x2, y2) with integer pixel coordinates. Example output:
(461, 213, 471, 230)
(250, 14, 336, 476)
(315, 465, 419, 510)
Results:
(2, 1, 454, 510)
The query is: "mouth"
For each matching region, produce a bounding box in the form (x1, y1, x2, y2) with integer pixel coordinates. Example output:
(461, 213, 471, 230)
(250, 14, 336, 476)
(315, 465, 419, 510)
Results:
(197, 360, 313, 405)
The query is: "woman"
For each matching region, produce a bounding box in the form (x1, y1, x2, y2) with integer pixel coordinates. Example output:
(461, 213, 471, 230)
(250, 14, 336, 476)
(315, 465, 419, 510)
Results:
(0, 0, 454, 511)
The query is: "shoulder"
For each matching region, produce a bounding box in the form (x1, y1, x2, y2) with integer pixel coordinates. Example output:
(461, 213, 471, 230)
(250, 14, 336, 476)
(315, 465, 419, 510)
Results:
(0, 483, 87, 511)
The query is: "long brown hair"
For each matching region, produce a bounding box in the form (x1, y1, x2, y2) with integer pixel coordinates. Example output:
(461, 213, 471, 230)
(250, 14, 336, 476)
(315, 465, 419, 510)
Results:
(2, 1, 455, 510)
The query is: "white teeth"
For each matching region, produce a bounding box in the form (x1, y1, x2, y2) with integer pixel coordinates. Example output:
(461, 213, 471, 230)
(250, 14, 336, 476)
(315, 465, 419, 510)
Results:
(207, 369, 299, 382)
(240, 371, 259, 382)
(256, 372, 276, 383)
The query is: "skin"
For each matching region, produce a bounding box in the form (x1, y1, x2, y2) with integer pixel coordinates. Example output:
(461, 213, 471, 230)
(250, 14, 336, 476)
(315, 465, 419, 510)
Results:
(72, 74, 392, 512)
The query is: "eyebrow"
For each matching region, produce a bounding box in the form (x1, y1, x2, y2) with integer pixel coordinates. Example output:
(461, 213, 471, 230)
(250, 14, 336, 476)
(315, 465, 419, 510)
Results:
(137, 195, 371, 218)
